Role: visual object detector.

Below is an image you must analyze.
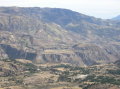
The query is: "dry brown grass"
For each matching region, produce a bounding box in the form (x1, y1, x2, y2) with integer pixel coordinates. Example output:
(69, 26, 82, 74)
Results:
(43, 49, 74, 54)
(50, 86, 82, 89)
(7, 86, 24, 89)
(54, 68, 66, 72)
(16, 59, 32, 64)
(24, 71, 58, 85)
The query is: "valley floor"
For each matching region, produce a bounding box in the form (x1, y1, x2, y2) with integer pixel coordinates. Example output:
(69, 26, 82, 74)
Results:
(0, 59, 120, 89)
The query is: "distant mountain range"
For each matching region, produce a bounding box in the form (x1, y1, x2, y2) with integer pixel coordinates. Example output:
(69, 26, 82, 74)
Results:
(0, 7, 120, 66)
(112, 15, 120, 20)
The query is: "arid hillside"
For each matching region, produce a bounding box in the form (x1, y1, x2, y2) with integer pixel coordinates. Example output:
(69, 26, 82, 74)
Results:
(0, 7, 120, 66)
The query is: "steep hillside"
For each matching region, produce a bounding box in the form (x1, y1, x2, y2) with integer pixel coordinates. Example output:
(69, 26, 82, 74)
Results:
(0, 7, 120, 66)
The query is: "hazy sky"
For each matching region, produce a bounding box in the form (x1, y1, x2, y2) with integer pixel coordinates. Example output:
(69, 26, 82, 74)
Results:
(0, 0, 119, 19)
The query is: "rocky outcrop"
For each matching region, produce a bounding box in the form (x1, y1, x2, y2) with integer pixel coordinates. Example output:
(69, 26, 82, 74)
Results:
(39, 44, 116, 66)
(0, 46, 8, 60)
(0, 44, 37, 60)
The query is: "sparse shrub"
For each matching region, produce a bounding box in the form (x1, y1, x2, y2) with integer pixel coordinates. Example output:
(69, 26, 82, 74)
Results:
(24, 63, 37, 73)
(108, 69, 120, 75)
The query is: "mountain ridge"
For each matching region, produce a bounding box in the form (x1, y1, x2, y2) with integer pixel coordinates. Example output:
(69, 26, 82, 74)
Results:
(112, 15, 120, 20)
(0, 7, 120, 66)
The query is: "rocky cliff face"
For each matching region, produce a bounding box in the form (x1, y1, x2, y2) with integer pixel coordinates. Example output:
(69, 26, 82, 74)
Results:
(0, 7, 120, 66)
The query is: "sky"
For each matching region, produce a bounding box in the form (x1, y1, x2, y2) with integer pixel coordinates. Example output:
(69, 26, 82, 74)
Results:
(0, 0, 119, 19)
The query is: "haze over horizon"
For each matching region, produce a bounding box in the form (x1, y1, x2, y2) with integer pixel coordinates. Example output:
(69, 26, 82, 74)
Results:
(0, 0, 119, 19)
